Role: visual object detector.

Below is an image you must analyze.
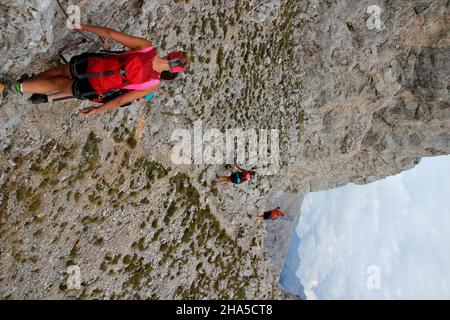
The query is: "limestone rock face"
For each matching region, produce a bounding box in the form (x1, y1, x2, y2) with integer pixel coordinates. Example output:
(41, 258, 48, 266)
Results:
(0, 0, 448, 299)
(268, 0, 449, 290)
(287, 0, 449, 192)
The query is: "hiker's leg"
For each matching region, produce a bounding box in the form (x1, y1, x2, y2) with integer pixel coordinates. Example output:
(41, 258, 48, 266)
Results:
(215, 176, 230, 186)
(21, 77, 73, 95)
(32, 65, 71, 80)
(215, 180, 226, 187)
(252, 215, 263, 221)
(48, 92, 74, 102)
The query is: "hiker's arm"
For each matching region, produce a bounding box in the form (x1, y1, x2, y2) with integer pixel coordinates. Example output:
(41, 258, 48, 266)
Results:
(101, 86, 159, 112)
(82, 86, 159, 115)
(235, 164, 246, 172)
(79, 24, 152, 50)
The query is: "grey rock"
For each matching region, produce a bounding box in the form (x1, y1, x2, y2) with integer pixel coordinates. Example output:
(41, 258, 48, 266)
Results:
(0, 0, 448, 300)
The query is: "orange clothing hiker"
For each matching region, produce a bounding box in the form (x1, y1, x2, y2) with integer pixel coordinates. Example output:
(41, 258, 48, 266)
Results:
(251, 207, 285, 222)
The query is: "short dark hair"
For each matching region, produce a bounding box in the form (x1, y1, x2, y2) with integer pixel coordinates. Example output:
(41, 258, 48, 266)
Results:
(160, 71, 178, 81)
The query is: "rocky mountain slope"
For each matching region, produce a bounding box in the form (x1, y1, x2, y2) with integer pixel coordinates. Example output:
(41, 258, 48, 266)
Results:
(0, 0, 448, 299)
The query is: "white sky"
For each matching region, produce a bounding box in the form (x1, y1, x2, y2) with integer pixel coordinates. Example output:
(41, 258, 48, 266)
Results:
(295, 155, 450, 299)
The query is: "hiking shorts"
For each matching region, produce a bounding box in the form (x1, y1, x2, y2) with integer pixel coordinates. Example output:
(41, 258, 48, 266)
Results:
(69, 53, 98, 100)
(263, 211, 272, 220)
(229, 172, 242, 184)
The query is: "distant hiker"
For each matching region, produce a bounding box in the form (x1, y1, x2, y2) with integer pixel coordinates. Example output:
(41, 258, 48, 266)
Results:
(1, 23, 189, 115)
(215, 164, 256, 186)
(251, 207, 285, 222)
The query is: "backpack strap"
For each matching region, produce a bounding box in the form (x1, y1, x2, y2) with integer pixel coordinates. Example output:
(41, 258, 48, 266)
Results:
(71, 52, 126, 80)
(122, 79, 160, 90)
(119, 46, 154, 56)
(77, 70, 119, 79)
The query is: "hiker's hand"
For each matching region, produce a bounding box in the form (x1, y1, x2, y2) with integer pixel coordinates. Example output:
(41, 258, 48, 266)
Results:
(79, 106, 98, 116)
(68, 19, 82, 31)
(102, 39, 111, 51)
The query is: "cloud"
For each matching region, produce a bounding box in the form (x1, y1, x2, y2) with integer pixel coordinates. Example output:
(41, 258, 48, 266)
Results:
(293, 155, 450, 299)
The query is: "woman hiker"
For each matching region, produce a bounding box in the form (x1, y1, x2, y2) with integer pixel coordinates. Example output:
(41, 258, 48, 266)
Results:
(215, 164, 256, 187)
(0, 23, 190, 116)
(250, 207, 285, 222)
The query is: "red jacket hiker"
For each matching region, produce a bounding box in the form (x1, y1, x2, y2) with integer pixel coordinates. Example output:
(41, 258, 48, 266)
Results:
(86, 47, 161, 96)
(269, 209, 285, 221)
